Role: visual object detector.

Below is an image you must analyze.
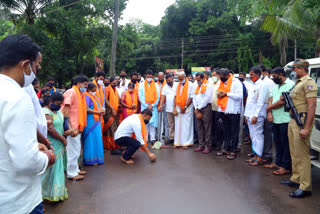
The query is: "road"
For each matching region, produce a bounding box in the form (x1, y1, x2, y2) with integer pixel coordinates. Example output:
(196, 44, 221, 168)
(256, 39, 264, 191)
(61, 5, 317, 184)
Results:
(45, 145, 320, 214)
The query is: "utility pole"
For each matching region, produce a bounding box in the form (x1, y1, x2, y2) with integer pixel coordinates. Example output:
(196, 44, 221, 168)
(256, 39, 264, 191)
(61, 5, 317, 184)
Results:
(181, 38, 184, 69)
(109, 0, 120, 77)
(294, 39, 297, 59)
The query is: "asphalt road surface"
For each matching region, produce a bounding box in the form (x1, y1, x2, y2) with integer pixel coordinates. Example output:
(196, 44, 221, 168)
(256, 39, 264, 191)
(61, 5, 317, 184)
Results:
(45, 145, 320, 214)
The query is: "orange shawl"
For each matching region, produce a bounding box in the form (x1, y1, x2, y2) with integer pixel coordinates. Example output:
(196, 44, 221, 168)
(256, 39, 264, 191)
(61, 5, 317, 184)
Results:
(195, 79, 208, 94)
(176, 78, 189, 108)
(72, 85, 87, 131)
(157, 80, 166, 95)
(92, 79, 104, 107)
(105, 86, 119, 112)
(126, 90, 138, 115)
(144, 80, 158, 104)
(217, 74, 233, 111)
(132, 114, 148, 149)
(84, 91, 100, 121)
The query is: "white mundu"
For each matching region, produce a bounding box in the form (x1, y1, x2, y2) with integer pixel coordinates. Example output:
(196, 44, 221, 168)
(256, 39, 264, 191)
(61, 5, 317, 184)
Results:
(174, 80, 194, 147)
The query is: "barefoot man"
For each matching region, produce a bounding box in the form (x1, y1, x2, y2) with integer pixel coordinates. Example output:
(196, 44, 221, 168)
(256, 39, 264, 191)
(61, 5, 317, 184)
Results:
(114, 109, 157, 164)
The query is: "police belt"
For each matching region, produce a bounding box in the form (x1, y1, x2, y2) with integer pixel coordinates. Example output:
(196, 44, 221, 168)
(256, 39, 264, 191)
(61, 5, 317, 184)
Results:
(290, 112, 307, 119)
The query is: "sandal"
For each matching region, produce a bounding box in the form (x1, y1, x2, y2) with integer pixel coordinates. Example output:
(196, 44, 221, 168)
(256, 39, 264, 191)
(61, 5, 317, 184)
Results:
(216, 151, 229, 156)
(245, 158, 255, 163)
(272, 168, 290, 176)
(247, 153, 255, 157)
(249, 159, 263, 166)
(264, 163, 279, 169)
(227, 154, 236, 160)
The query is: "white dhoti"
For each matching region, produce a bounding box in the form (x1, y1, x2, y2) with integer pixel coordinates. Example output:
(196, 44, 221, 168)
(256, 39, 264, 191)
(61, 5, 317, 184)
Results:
(66, 135, 81, 178)
(247, 116, 264, 157)
(174, 105, 194, 147)
(147, 124, 156, 141)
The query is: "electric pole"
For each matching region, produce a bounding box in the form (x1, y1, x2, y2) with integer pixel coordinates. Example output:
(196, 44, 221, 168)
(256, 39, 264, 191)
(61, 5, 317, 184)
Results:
(181, 38, 184, 69)
(109, 0, 120, 76)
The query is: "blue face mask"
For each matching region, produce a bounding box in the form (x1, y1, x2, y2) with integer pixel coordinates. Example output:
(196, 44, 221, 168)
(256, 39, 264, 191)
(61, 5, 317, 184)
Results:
(51, 104, 61, 111)
(290, 71, 297, 81)
(80, 87, 86, 93)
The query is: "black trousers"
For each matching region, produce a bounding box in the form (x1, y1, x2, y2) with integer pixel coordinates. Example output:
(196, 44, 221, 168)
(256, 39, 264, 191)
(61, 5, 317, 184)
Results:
(222, 113, 240, 153)
(273, 123, 291, 170)
(115, 137, 141, 160)
(212, 111, 224, 148)
(263, 119, 273, 161)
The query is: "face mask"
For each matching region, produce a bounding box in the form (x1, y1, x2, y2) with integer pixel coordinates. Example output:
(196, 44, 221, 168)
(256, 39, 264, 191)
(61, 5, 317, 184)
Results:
(138, 78, 141, 82)
(144, 119, 149, 125)
(49, 82, 55, 87)
(80, 87, 86, 93)
(197, 82, 202, 86)
(117, 82, 120, 86)
(181, 79, 186, 84)
(147, 78, 153, 83)
(24, 64, 36, 87)
(238, 77, 244, 82)
(89, 92, 96, 96)
(167, 81, 173, 86)
(120, 75, 126, 78)
(132, 79, 137, 83)
(272, 77, 282, 84)
(220, 77, 228, 83)
(159, 79, 164, 83)
(51, 104, 61, 111)
(251, 76, 258, 82)
(97, 80, 104, 86)
(212, 76, 218, 83)
(105, 82, 110, 87)
(290, 71, 297, 80)
(111, 84, 117, 88)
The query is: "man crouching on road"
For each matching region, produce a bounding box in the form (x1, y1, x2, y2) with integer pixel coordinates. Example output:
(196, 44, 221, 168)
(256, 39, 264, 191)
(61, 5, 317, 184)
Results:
(114, 109, 157, 164)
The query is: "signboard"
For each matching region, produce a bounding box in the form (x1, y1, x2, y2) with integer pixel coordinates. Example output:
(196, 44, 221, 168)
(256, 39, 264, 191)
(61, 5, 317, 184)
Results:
(191, 67, 211, 76)
(166, 69, 185, 76)
(95, 56, 104, 73)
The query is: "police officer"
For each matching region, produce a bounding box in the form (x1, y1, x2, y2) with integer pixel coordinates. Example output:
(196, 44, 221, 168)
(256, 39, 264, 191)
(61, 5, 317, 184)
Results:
(280, 59, 318, 198)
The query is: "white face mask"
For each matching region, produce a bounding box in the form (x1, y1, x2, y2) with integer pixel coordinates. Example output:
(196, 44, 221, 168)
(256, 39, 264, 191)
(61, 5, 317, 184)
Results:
(97, 80, 104, 86)
(147, 78, 153, 83)
(89, 91, 96, 96)
(24, 63, 36, 88)
(212, 76, 218, 83)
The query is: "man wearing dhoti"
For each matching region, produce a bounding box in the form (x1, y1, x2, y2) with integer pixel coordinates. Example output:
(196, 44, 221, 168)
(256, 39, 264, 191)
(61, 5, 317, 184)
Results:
(138, 70, 160, 144)
(173, 72, 194, 148)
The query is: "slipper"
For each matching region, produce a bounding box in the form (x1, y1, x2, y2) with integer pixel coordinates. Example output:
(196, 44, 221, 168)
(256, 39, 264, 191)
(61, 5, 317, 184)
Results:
(227, 154, 236, 160)
(273, 169, 290, 176)
(264, 163, 279, 169)
(216, 151, 229, 156)
(248, 153, 255, 157)
(245, 158, 255, 163)
(249, 159, 263, 166)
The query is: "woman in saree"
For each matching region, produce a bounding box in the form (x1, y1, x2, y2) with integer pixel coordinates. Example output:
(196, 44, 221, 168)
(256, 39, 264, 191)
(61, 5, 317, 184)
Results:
(41, 93, 75, 202)
(120, 83, 138, 119)
(103, 77, 122, 154)
(83, 83, 105, 165)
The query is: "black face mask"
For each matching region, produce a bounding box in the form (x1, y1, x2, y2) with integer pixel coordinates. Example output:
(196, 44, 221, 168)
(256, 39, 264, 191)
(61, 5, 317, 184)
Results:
(167, 81, 173, 86)
(238, 77, 244, 82)
(159, 79, 164, 83)
(105, 83, 110, 87)
(117, 82, 120, 86)
(138, 78, 141, 82)
(132, 79, 137, 83)
(220, 77, 228, 83)
(144, 119, 149, 125)
(120, 75, 126, 78)
(111, 84, 117, 88)
(273, 77, 282, 85)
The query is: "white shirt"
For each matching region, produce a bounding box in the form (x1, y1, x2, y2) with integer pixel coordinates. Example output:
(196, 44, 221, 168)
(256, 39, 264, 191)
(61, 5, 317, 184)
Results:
(218, 77, 243, 114)
(24, 85, 48, 138)
(120, 78, 130, 91)
(0, 74, 49, 214)
(211, 80, 220, 111)
(244, 79, 268, 119)
(243, 81, 252, 94)
(193, 82, 213, 110)
(116, 86, 125, 97)
(161, 82, 177, 113)
(114, 114, 145, 145)
(262, 75, 275, 104)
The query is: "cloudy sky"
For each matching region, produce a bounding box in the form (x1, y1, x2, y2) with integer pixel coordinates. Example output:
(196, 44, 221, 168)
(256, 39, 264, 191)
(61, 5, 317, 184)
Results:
(120, 0, 176, 26)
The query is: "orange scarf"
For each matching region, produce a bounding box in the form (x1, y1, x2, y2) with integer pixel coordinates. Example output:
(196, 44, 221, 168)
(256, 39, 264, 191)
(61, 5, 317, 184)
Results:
(84, 91, 100, 121)
(157, 80, 166, 95)
(144, 80, 158, 104)
(195, 79, 208, 94)
(217, 74, 233, 111)
(132, 114, 148, 149)
(92, 79, 104, 107)
(72, 85, 87, 131)
(106, 86, 119, 112)
(176, 78, 189, 108)
(126, 90, 138, 115)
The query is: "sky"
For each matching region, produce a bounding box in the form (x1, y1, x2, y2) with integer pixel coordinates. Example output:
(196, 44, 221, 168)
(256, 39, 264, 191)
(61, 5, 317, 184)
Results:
(120, 0, 176, 26)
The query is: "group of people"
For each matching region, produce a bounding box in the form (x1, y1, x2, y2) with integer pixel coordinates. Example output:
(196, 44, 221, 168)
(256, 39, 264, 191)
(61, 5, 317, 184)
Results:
(0, 34, 318, 214)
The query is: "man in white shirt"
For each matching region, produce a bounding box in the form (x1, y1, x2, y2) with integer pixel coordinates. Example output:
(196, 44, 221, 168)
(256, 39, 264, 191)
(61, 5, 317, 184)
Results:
(157, 72, 169, 142)
(159, 73, 177, 144)
(204, 70, 214, 85)
(193, 72, 213, 153)
(0, 35, 55, 214)
(115, 75, 125, 97)
(114, 109, 156, 164)
(259, 65, 275, 164)
(120, 69, 130, 90)
(216, 68, 243, 160)
(244, 66, 269, 166)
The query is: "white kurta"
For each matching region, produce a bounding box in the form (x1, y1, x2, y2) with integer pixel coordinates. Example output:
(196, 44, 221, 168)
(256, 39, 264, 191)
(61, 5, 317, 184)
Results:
(174, 81, 194, 147)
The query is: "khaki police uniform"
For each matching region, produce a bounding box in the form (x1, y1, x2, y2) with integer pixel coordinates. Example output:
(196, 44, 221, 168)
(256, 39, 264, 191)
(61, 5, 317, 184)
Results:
(288, 75, 317, 191)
